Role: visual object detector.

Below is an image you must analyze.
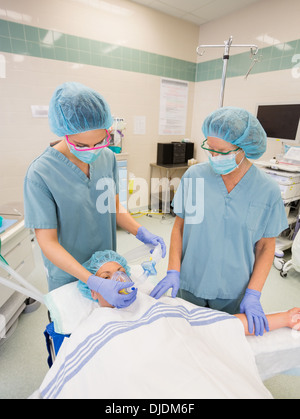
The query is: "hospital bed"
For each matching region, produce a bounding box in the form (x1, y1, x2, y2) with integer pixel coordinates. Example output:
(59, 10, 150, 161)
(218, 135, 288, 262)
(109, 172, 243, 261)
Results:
(0, 249, 300, 399)
(34, 279, 300, 399)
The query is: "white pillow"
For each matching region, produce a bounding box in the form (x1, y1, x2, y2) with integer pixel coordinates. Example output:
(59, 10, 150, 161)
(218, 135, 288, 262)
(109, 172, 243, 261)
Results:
(44, 282, 99, 334)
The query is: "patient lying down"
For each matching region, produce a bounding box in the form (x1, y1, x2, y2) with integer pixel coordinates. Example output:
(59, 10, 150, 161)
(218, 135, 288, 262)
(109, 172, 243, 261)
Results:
(78, 250, 300, 337)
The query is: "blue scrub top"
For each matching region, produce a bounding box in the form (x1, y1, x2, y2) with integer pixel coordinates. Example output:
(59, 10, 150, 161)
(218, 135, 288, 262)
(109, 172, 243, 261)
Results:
(173, 162, 288, 300)
(24, 146, 119, 291)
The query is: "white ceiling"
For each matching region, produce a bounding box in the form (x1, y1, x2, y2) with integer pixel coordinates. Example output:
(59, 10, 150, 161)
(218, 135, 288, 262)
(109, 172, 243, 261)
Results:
(131, 0, 261, 26)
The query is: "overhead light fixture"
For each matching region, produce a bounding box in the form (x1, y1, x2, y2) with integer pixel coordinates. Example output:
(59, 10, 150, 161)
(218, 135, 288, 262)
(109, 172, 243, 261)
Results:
(256, 34, 293, 51)
(71, 0, 133, 17)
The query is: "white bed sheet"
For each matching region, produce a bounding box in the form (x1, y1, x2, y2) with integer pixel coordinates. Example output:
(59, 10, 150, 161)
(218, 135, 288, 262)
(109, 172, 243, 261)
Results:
(40, 292, 272, 399)
(247, 327, 300, 380)
(43, 279, 300, 391)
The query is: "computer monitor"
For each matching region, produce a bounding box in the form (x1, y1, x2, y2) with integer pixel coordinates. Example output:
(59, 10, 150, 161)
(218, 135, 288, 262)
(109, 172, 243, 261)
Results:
(256, 104, 300, 146)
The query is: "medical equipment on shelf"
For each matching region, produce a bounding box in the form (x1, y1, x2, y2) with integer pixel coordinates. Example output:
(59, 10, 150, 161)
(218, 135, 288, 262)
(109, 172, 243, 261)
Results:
(276, 226, 300, 277)
(257, 166, 300, 201)
(197, 36, 259, 107)
(109, 117, 126, 154)
(255, 158, 300, 261)
(282, 146, 300, 165)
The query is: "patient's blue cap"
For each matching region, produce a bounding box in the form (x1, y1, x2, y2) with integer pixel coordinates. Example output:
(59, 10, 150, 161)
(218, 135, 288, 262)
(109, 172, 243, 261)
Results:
(202, 107, 267, 159)
(78, 250, 131, 301)
(48, 82, 114, 137)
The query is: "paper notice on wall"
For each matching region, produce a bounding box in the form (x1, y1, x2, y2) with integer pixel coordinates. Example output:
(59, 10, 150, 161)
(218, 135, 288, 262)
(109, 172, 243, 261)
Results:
(31, 105, 49, 118)
(159, 78, 188, 136)
(134, 116, 146, 135)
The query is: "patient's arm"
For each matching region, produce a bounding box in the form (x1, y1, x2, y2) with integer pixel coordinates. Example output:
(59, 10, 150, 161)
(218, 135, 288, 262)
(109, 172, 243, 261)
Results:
(235, 308, 300, 336)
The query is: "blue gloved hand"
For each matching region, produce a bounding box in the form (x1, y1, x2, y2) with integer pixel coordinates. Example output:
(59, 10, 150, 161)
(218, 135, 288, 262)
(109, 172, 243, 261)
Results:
(136, 226, 166, 258)
(87, 275, 137, 309)
(240, 288, 269, 337)
(150, 270, 180, 299)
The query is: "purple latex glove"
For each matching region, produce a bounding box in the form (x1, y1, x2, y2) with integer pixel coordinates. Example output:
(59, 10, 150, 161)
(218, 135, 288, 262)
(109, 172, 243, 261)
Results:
(240, 288, 269, 336)
(87, 275, 137, 308)
(150, 270, 180, 299)
(136, 226, 166, 258)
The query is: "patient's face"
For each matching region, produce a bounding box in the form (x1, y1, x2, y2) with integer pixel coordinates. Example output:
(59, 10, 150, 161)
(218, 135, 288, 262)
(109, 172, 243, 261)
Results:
(90, 261, 127, 308)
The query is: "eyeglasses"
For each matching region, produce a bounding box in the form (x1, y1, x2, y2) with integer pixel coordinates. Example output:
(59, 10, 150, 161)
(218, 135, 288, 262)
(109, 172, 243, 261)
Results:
(201, 139, 240, 155)
(65, 130, 111, 151)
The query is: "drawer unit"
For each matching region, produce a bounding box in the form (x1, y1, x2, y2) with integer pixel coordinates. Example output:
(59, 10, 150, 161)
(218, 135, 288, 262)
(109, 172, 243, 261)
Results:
(0, 220, 35, 308)
(261, 167, 300, 201)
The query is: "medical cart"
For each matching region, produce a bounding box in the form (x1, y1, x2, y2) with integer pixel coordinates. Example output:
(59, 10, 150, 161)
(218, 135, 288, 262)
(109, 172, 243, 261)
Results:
(0, 202, 36, 343)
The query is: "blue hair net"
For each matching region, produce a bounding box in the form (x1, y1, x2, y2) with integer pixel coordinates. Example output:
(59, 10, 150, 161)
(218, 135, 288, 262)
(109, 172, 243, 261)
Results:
(202, 107, 267, 159)
(48, 82, 114, 137)
(77, 250, 131, 301)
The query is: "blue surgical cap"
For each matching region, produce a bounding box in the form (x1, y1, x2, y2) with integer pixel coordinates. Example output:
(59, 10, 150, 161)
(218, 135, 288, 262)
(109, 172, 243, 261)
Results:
(77, 250, 131, 301)
(202, 107, 267, 159)
(48, 82, 114, 137)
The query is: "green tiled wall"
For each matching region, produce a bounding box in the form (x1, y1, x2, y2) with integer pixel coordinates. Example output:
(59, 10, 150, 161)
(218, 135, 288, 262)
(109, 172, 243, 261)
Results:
(0, 19, 196, 82)
(196, 39, 300, 82)
(1, 19, 300, 82)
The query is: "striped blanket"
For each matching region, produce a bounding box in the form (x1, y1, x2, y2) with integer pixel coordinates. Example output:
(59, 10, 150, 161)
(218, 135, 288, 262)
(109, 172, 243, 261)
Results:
(40, 292, 272, 399)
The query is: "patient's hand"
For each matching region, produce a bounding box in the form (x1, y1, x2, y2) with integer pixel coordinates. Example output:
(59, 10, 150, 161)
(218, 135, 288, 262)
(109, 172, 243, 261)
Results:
(286, 308, 300, 330)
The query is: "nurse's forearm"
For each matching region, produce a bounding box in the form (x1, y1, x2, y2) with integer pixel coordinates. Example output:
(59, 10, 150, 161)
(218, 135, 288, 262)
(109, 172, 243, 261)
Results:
(248, 237, 276, 292)
(168, 216, 184, 271)
(35, 229, 92, 283)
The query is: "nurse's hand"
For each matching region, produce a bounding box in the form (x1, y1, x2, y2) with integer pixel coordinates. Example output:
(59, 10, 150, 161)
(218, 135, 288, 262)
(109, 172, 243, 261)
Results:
(150, 270, 180, 299)
(136, 226, 166, 258)
(87, 275, 137, 308)
(240, 289, 270, 336)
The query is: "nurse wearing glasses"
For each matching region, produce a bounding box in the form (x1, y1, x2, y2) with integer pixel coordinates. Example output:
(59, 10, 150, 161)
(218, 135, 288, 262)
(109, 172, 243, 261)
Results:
(24, 82, 166, 308)
(151, 107, 288, 336)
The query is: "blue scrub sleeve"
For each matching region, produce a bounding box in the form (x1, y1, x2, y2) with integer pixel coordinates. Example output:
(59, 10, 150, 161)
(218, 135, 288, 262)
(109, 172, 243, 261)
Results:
(172, 173, 186, 219)
(24, 177, 58, 229)
(262, 197, 289, 238)
(113, 156, 120, 196)
(172, 170, 201, 220)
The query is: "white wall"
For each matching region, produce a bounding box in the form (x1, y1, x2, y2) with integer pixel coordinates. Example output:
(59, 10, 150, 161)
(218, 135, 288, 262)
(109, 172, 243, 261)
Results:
(192, 0, 300, 163)
(1, 0, 300, 209)
(0, 0, 199, 207)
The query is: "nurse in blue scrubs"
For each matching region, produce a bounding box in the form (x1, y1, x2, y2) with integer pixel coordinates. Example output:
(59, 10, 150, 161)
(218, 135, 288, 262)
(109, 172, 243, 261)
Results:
(151, 107, 288, 336)
(24, 82, 166, 309)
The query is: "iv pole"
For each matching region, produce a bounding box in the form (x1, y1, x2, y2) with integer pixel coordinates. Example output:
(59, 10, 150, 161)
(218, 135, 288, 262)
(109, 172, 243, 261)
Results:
(196, 36, 259, 107)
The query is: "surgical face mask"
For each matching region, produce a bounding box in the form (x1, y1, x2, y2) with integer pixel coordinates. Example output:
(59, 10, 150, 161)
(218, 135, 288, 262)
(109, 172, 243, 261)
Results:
(67, 144, 103, 164)
(65, 131, 110, 164)
(208, 150, 244, 175)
